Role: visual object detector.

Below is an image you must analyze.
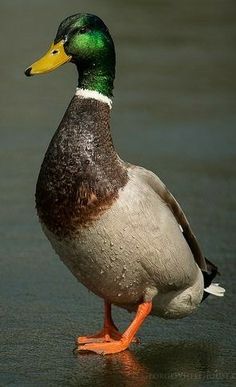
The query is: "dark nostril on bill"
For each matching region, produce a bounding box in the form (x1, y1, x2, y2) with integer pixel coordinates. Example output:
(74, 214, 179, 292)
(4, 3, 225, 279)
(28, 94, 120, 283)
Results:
(24, 67, 32, 77)
(52, 50, 58, 54)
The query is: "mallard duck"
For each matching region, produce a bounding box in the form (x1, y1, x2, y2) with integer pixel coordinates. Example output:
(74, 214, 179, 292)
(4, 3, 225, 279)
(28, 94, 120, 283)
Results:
(25, 13, 225, 355)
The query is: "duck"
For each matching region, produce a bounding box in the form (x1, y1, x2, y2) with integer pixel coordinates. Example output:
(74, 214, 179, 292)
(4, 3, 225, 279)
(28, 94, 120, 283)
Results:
(25, 13, 225, 355)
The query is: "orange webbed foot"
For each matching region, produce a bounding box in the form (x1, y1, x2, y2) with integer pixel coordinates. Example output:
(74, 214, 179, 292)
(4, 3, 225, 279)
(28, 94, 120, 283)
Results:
(76, 325, 122, 345)
(74, 301, 151, 355)
(76, 329, 140, 345)
(76, 337, 130, 355)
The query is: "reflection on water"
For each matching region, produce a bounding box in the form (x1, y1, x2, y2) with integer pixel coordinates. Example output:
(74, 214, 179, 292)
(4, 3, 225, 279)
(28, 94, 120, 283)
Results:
(1, 0, 236, 386)
(71, 341, 218, 386)
(101, 351, 149, 387)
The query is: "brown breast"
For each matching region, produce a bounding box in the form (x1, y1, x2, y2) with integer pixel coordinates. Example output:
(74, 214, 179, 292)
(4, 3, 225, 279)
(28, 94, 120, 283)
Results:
(36, 96, 128, 238)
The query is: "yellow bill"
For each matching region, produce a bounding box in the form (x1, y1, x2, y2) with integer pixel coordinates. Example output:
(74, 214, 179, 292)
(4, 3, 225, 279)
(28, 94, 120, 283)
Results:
(25, 40, 71, 76)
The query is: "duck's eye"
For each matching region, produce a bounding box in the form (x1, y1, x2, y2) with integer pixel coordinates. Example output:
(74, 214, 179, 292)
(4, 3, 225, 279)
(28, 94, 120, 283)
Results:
(71, 26, 90, 36)
(79, 26, 89, 34)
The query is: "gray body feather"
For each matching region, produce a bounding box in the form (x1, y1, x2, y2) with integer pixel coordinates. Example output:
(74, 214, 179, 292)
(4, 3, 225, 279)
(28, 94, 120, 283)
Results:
(42, 165, 204, 319)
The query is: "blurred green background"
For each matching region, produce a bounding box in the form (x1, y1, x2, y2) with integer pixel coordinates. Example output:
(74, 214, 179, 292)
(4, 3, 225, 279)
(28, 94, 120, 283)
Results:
(0, 1, 235, 386)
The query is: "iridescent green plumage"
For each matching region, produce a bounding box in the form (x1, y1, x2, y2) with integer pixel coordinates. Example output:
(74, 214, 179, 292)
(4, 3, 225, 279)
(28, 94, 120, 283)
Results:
(55, 13, 115, 97)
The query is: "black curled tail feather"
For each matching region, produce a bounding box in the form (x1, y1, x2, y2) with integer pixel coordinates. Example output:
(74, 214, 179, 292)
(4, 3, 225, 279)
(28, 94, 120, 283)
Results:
(201, 257, 219, 302)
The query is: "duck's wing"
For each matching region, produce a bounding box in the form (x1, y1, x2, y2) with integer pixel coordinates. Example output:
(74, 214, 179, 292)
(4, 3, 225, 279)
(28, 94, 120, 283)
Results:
(128, 164, 208, 272)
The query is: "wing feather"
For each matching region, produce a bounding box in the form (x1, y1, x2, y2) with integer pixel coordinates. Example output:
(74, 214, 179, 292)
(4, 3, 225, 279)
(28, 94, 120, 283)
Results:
(129, 165, 208, 271)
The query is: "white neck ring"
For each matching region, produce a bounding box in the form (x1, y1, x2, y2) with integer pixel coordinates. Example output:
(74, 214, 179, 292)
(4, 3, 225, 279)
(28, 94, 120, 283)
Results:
(75, 88, 112, 109)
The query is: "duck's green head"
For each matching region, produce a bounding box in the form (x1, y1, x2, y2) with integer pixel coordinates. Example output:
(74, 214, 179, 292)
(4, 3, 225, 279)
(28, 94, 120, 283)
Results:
(25, 13, 115, 97)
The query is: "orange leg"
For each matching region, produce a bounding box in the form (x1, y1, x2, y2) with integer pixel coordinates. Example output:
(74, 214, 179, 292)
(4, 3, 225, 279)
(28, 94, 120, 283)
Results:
(76, 301, 122, 345)
(77, 301, 152, 355)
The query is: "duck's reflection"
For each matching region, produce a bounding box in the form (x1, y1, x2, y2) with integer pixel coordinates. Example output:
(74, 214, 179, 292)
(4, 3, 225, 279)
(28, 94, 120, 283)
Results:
(104, 350, 149, 386)
(73, 341, 217, 386)
(103, 341, 216, 386)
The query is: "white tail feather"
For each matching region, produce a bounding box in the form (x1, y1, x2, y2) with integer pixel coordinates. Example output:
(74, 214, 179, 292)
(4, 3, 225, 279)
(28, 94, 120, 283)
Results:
(204, 283, 225, 297)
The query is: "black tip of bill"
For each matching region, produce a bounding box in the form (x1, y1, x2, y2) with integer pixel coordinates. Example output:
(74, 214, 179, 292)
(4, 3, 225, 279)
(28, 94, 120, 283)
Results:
(24, 67, 32, 77)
